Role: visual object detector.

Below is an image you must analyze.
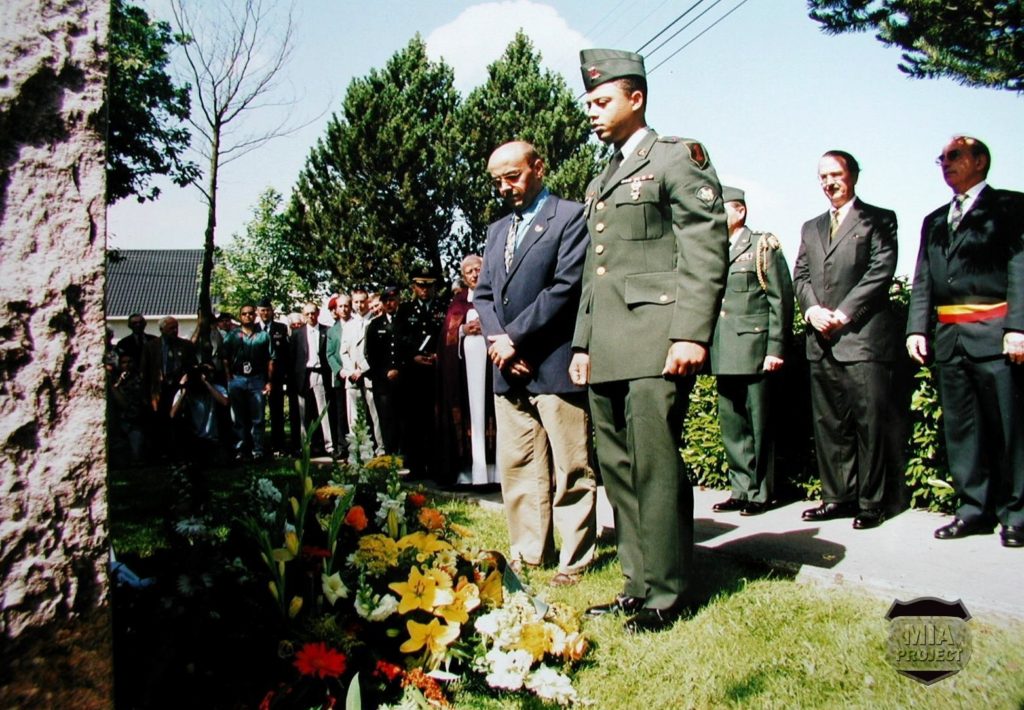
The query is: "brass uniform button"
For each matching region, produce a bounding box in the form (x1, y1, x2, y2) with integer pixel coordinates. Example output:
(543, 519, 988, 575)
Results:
(595, 245, 605, 255)
(596, 266, 607, 276)
(596, 201, 605, 210)
(659, 294, 668, 302)
(595, 222, 605, 232)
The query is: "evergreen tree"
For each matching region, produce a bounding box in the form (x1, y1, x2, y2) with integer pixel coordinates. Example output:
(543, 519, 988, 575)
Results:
(808, 0, 1024, 93)
(211, 188, 315, 314)
(453, 31, 602, 249)
(291, 36, 460, 288)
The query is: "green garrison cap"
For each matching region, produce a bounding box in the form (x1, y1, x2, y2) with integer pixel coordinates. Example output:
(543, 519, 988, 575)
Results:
(722, 186, 746, 204)
(579, 48, 646, 91)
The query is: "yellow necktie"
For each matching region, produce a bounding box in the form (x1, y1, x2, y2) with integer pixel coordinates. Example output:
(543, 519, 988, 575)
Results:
(829, 210, 840, 240)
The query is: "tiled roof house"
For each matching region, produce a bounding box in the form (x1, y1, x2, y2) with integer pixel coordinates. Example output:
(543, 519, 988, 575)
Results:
(105, 249, 204, 339)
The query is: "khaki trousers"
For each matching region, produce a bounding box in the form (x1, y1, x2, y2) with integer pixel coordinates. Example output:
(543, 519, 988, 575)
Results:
(494, 391, 597, 573)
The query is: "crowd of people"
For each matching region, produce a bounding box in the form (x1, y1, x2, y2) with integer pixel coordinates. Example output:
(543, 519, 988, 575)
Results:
(106, 46, 1022, 634)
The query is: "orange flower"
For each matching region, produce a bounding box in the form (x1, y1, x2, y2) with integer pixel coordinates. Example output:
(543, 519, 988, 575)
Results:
(293, 642, 347, 678)
(408, 492, 427, 508)
(344, 505, 368, 531)
(418, 507, 445, 531)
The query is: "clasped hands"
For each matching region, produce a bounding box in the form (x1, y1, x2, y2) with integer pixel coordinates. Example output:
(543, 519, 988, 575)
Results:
(487, 334, 532, 377)
(805, 305, 849, 339)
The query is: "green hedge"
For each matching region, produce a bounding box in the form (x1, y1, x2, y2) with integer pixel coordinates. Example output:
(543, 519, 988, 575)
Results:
(682, 279, 958, 514)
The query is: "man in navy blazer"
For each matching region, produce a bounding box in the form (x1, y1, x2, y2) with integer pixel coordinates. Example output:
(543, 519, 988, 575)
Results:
(473, 141, 597, 585)
(907, 135, 1024, 548)
(793, 150, 898, 530)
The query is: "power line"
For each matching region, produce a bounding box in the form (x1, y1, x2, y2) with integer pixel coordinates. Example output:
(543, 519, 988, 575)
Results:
(648, 0, 754, 75)
(635, 0, 706, 55)
(606, 0, 680, 53)
(645, 0, 726, 60)
(583, 0, 632, 43)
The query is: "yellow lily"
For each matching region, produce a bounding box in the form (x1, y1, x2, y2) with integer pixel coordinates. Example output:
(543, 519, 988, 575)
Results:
(388, 565, 454, 614)
(399, 617, 461, 659)
(437, 577, 480, 624)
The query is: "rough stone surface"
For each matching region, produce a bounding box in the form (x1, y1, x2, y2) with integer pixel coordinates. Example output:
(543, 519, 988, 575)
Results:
(0, 0, 111, 693)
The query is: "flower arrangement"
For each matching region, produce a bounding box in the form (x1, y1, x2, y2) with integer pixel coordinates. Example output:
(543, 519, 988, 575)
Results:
(246, 414, 589, 708)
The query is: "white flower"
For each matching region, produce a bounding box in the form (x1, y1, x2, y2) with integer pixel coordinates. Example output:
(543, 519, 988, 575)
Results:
(174, 516, 209, 538)
(354, 586, 399, 622)
(368, 593, 399, 621)
(321, 572, 349, 605)
(525, 665, 578, 706)
(483, 648, 532, 690)
(474, 610, 502, 639)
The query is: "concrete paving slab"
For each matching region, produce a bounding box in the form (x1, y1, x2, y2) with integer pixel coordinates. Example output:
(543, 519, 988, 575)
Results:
(438, 482, 1022, 623)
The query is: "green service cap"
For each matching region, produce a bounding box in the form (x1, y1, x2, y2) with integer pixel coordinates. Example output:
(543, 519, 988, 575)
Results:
(722, 186, 746, 204)
(579, 48, 646, 91)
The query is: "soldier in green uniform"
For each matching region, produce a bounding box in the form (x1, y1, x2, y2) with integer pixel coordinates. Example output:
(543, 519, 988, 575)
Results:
(709, 187, 794, 517)
(569, 48, 729, 632)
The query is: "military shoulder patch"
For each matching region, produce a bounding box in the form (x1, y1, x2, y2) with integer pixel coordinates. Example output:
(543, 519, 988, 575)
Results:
(684, 141, 710, 170)
(695, 184, 717, 206)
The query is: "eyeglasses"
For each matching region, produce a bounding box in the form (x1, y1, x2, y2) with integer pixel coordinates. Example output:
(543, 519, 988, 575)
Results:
(239, 310, 255, 316)
(935, 149, 964, 164)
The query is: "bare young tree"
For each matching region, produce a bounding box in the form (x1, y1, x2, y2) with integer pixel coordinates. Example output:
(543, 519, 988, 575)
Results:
(169, 0, 300, 353)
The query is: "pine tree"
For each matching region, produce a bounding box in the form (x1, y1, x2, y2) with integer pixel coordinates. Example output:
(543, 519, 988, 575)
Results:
(453, 31, 602, 250)
(808, 0, 1024, 93)
(291, 36, 461, 288)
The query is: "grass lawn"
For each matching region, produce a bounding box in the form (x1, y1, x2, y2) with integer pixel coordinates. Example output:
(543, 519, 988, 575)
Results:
(108, 462, 1024, 709)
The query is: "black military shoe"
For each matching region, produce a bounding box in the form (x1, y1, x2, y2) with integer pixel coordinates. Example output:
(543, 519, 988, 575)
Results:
(712, 497, 746, 513)
(585, 595, 643, 618)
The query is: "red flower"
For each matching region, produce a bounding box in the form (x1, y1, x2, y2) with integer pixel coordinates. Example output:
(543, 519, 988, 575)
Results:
(344, 505, 368, 531)
(301, 545, 331, 560)
(293, 642, 347, 679)
(408, 492, 427, 508)
(375, 659, 403, 682)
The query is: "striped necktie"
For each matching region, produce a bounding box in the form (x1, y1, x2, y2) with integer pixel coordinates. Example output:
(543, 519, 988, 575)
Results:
(504, 213, 521, 272)
(949, 194, 967, 231)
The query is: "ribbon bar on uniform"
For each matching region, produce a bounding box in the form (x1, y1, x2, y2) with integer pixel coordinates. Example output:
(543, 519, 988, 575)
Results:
(936, 302, 1008, 324)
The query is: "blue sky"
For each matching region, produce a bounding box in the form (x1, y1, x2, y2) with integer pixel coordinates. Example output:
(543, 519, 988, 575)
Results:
(108, 0, 1024, 279)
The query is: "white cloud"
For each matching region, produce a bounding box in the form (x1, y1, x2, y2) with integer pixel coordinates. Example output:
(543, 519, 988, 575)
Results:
(425, 1, 589, 94)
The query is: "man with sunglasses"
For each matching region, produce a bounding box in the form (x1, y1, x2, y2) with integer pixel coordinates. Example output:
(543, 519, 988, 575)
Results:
(907, 136, 1024, 548)
(221, 303, 275, 460)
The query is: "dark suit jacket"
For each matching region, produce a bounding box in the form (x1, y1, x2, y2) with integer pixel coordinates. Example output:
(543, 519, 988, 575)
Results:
(793, 198, 898, 362)
(140, 335, 197, 406)
(474, 193, 589, 395)
(116, 332, 157, 365)
(288, 324, 331, 391)
(906, 185, 1024, 361)
(259, 320, 290, 383)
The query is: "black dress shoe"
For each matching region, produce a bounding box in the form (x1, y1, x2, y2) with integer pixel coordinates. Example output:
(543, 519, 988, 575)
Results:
(934, 518, 994, 540)
(624, 607, 684, 633)
(712, 497, 746, 513)
(740, 501, 768, 516)
(802, 502, 857, 522)
(1000, 525, 1024, 548)
(852, 509, 885, 530)
(585, 595, 643, 618)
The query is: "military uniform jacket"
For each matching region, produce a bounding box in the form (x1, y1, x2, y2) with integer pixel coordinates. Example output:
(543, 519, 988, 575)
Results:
(397, 297, 447, 364)
(793, 198, 898, 363)
(906, 185, 1024, 362)
(365, 313, 402, 382)
(571, 130, 729, 383)
(710, 227, 794, 375)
